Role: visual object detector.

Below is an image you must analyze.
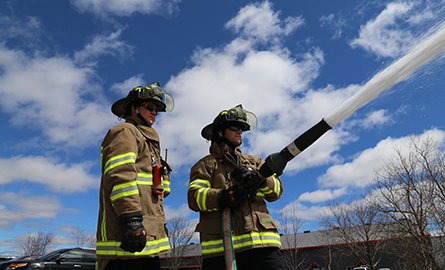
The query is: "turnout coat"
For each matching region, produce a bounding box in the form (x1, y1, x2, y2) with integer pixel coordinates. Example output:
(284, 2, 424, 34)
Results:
(96, 116, 171, 270)
(188, 142, 283, 258)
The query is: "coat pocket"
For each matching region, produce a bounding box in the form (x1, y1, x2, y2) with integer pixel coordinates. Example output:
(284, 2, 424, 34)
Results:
(256, 212, 279, 230)
(143, 215, 167, 237)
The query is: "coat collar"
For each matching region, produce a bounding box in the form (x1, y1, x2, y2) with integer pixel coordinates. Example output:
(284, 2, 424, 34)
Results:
(126, 116, 159, 142)
(209, 142, 242, 165)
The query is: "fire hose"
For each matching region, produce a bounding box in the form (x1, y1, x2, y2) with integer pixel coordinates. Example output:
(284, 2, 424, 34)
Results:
(222, 22, 445, 270)
(259, 22, 445, 178)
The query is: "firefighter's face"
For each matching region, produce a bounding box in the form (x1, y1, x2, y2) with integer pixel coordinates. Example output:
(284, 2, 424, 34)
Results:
(137, 101, 160, 125)
(224, 125, 243, 146)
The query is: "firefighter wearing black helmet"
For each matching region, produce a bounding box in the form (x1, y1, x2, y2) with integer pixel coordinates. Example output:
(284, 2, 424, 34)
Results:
(188, 105, 286, 270)
(96, 83, 174, 270)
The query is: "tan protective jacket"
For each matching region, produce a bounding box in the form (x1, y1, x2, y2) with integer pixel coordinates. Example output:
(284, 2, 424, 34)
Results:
(188, 142, 283, 258)
(96, 116, 171, 270)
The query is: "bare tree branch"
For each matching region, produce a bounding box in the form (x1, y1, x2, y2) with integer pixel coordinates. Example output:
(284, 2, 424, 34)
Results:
(17, 231, 55, 256)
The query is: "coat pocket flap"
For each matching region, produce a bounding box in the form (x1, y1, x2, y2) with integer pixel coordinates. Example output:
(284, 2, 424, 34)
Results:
(256, 212, 279, 230)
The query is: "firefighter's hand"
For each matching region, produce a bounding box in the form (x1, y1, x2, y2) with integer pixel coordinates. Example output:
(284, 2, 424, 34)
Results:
(119, 212, 146, 253)
(217, 186, 246, 209)
(230, 166, 266, 194)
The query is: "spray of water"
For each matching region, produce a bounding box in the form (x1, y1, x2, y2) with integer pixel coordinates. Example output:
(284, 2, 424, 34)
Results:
(324, 22, 445, 127)
(260, 21, 445, 177)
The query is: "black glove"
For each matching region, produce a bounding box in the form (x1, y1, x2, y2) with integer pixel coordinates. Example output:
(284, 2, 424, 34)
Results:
(230, 166, 266, 197)
(217, 186, 246, 209)
(119, 212, 146, 253)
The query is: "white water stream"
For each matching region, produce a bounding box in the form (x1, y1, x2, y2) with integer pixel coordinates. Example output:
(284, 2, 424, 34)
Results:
(324, 22, 445, 127)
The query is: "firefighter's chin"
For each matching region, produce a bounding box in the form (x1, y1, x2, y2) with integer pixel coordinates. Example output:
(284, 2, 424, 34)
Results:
(146, 116, 155, 126)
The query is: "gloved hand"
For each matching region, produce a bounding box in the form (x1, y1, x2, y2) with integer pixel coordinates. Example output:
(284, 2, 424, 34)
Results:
(230, 166, 266, 196)
(217, 186, 246, 209)
(119, 212, 146, 253)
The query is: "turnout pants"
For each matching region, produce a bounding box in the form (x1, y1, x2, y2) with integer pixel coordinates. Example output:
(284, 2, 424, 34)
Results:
(104, 257, 160, 270)
(202, 247, 286, 270)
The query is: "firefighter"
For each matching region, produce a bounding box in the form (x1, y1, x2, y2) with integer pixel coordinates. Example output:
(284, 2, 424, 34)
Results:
(96, 82, 174, 270)
(188, 105, 286, 270)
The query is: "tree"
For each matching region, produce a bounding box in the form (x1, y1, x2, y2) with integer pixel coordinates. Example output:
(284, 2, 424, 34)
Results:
(17, 231, 55, 256)
(374, 136, 445, 270)
(166, 216, 198, 270)
(279, 205, 309, 270)
(321, 200, 389, 270)
(70, 228, 96, 248)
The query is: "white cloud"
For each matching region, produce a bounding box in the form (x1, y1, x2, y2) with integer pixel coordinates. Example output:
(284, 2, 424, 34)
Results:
(156, 42, 329, 168)
(0, 192, 61, 228)
(151, 2, 381, 176)
(319, 13, 346, 40)
(73, 29, 134, 64)
(298, 188, 347, 203)
(0, 156, 97, 193)
(317, 128, 445, 189)
(225, 1, 304, 44)
(0, 45, 114, 147)
(350, 2, 415, 57)
(0, 15, 44, 49)
(70, 0, 181, 18)
(111, 75, 145, 96)
(360, 109, 393, 129)
(280, 201, 330, 221)
(164, 204, 194, 220)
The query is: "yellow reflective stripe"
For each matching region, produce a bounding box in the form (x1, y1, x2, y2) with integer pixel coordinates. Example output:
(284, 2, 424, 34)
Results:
(196, 188, 210, 211)
(136, 172, 152, 183)
(100, 191, 107, 241)
(96, 238, 170, 256)
(201, 239, 224, 255)
(103, 152, 137, 174)
(273, 175, 281, 194)
(259, 185, 273, 195)
(162, 176, 170, 191)
(110, 173, 172, 201)
(163, 181, 170, 187)
(110, 181, 139, 201)
(201, 231, 281, 255)
(189, 179, 211, 189)
(189, 179, 213, 211)
(258, 175, 280, 196)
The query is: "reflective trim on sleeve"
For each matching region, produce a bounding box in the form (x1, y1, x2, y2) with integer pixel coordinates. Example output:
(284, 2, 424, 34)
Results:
(110, 173, 171, 202)
(201, 231, 281, 256)
(110, 181, 139, 202)
(258, 175, 281, 196)
(273, 175, 281, 195)
(189, 179, 215, 211)
(189, 179, 211, 189)
(196, 188, 210, 211)
(137, 172, 169, 192)
(96, 237, 170, 257)
(103, 152, 137, 175)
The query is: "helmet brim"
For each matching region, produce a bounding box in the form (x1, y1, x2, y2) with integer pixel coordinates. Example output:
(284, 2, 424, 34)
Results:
(111, 95, 174, 118)
(201, 121, 251, 140)
(201, 123, 215, 140)
(111, 97, 130, 118)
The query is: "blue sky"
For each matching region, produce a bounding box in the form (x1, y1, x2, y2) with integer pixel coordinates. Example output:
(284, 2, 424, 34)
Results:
(1, 0, 445, 255)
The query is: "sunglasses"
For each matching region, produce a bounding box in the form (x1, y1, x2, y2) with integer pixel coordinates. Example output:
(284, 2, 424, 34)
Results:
(142, 103, 162, 112)
(227, 125, 243, 132)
